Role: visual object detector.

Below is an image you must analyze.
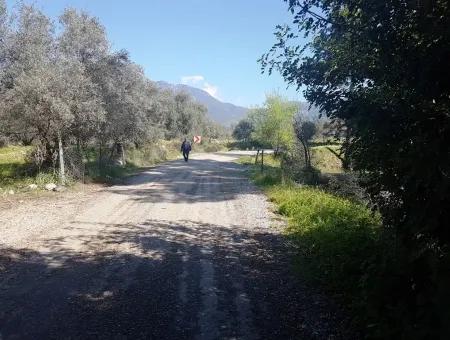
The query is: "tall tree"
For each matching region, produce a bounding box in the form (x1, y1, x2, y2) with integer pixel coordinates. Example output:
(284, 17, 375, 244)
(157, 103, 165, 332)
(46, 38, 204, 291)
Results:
(261, 1, 450, 338)
(58, 8, 109, 65)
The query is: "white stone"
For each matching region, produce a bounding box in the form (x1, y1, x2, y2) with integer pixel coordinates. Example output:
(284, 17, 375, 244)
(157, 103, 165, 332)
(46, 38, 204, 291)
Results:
(44, 183, 57, 191)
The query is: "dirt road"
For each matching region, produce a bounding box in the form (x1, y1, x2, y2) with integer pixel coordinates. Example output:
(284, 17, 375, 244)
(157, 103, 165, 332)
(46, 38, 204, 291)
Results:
(0, 153, 350, 339)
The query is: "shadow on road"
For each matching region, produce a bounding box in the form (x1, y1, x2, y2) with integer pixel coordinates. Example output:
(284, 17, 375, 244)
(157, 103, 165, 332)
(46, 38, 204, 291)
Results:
(0, 218, 351, 340)
(108, 158, 256, 204)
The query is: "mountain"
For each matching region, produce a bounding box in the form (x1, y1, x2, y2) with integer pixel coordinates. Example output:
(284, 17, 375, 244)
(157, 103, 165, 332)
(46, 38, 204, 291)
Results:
(156, 81, 323, 125)
(156, 81, 248, 125)
(293, 101, 323, 121)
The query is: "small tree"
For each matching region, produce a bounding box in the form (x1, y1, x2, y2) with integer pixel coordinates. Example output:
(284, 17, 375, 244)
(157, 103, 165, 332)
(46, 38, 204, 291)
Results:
(294, 117, 316, 168)
(251, 94, 297, 155)
(232, 119, 254, 143)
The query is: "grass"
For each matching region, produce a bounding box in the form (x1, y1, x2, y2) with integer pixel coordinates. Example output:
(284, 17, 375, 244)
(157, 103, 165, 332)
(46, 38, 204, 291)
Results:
(192, 140, 229, 153)
(237, 154, 282, 186)
(311, 145, 343, 174)
(0, 139, 229, 191)
(268, 185, 381, 295)
(239, 152, 382, 329)
(83, 141, 179, 183)
(0, 145, 49, 191)
(0, 145, 33, 179)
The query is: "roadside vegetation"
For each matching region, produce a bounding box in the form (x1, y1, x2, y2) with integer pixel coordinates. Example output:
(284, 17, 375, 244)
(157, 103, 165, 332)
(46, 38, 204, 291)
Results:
(239, 154, 381, 332)
(0, 2, 229, 193)
(237, 0, 449, 338)
(0, 138, 229, 193)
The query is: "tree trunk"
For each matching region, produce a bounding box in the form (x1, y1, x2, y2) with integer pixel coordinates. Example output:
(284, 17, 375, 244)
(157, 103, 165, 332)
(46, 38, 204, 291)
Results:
(58, 131, 65, 184)
(306, 143, 311, 168)
(301, 140, 310, 168)
(326, 146, 350, 170)
(114, 142, 125, 165)
(261, 149, 264, 172)
(98, 141, 103, 171)
(121, 143, 125, 165)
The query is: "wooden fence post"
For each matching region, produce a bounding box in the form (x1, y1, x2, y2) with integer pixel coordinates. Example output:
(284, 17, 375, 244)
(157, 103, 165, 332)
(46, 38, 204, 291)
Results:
(261, 149, 264, 172)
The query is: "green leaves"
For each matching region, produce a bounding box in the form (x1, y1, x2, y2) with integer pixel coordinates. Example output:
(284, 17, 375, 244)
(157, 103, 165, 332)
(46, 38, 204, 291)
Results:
(262, 0, 450, 337)
(249, 94, 298, 151)
(0, 3, 219, 155)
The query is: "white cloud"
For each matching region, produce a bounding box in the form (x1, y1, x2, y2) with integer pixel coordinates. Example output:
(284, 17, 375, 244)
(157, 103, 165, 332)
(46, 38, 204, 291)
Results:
(181, 75, 220, 100)
(202, 82, 219, 98)
(181, 75, 204, 85)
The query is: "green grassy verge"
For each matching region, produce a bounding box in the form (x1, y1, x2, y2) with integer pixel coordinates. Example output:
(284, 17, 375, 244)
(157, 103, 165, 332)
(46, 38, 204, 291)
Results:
(239, 154, 382, 329)
(0, 140, 229, 191)
(0, 145, 60, 191)
(83, 141, 181, 184)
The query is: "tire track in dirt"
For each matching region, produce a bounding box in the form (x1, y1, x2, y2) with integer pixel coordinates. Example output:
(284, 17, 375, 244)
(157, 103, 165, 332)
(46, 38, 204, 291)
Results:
(0, 152, 354, 340)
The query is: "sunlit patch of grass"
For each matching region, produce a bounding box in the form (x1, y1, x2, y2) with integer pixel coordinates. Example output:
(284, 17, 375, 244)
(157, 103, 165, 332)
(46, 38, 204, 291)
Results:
(0, 145, 33, 176)
(0, 146, 39, 191)
(237, 154, 283, 186)
(238, 152, 382, 327)
(267, 185, 381, 295)
(311, 145, 343, 174)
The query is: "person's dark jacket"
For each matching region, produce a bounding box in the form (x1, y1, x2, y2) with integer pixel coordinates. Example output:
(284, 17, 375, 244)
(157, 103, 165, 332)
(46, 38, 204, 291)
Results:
(181, 141, 191, 153)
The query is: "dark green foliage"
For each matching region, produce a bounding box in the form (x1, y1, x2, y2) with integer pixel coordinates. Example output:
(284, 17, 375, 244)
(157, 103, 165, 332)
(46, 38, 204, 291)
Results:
(294, 118, 317, 168)
(298, 121, 316, 143)
(232, 119, 254, 142)
(261, 0, 450, 338)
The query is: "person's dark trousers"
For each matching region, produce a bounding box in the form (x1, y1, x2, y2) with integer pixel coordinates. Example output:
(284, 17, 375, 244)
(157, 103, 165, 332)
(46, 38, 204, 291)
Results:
(183, 151, 189, 162)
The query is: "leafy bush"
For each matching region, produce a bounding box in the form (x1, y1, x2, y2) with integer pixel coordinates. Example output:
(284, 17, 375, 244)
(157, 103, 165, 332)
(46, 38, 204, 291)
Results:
(190, 140, 228, 153)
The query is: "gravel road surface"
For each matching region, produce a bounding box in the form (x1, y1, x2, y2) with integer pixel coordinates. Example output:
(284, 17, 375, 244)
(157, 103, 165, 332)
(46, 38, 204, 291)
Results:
(0, 152, 352, 340)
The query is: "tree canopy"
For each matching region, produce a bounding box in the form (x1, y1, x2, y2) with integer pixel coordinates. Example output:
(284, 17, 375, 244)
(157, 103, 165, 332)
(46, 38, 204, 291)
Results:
(248, 94, 298, 152)
(0, 2, 220, 166)
(261, 0, 450, 338)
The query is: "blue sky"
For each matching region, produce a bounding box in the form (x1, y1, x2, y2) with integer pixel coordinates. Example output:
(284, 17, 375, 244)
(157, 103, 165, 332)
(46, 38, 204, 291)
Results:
(6, 0, 306, 107)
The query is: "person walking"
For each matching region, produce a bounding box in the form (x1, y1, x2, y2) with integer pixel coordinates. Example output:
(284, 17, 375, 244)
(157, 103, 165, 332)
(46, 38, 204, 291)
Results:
(180, 138, 192, 162)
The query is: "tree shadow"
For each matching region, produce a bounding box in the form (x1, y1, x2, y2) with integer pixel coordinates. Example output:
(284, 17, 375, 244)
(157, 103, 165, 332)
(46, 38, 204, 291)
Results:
(107, 158, 258, 204)
(0, 162, 36, 183)
(0, 219, 353, 339)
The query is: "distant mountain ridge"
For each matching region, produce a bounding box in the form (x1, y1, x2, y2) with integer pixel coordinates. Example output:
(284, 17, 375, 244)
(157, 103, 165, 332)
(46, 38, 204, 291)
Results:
(156, 81, 248, 125)
(156, 81, 322, 125)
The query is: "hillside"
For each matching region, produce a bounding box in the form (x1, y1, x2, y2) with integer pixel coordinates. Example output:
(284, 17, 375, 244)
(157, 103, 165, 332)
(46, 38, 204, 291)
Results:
(156, 81, 323, 125)
(156, 81, 248, 125)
